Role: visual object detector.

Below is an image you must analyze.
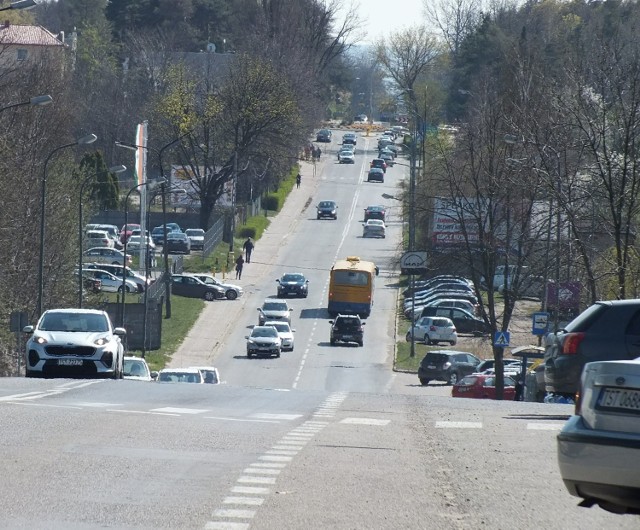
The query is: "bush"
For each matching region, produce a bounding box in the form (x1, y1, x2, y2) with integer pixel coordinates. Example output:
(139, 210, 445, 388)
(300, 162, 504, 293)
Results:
(237, 215, 269, 240)
(263, 193, 280, 211)
(238, 226, 256, 239)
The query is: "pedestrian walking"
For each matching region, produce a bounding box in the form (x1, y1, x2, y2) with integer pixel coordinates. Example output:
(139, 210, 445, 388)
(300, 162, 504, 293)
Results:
(296, 173, 301, 189)
(235, 254, 244, 279)
(242, 237, 254, 263)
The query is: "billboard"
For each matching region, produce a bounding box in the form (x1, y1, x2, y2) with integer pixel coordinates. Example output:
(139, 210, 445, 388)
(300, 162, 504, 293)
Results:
(431, 197, 479, 248)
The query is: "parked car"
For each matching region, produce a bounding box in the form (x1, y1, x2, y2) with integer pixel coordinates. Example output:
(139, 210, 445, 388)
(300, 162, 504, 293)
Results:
(171, 274, 224, 301)
(367, 167, 385, 183)
(85, 230, 114, 249)
(416, 306, 490, 335)
(185, 228, 205, 250)
(191, 366, 221, 384)
(246, 325, 282, 358)
(165, 231, 191, 254)
(126, 234, 156, 252)
(187, 273, 243, 300)
(406, 316, 457, 346)
(544, 300, 640, 398)
(123, 356, 156, 381)
(475, 358, 523, 374)
(82, 269, 138, 293)
(338, 151, 355, 164)
(363, 205, 387, 222)
(403, 276, 473, 297)
(404, 289, 478, 312)
(257, 299, 293, 325)
(415, 299, 477, 317)
(83, 247, 132, 266)
(370, 158, 387, 172)
(119, 223, 140, 243)
(264, 321, 295, 351)
(557, 359, 640, 515)
(417, 350, 481, 385)
(84, 263, 149, 293)
(157, 367, 203, 383)
(316, 129, 332, 142)
(23, 309, 126, 379)
(151, 225, 172, 245)
(276, 273, 309, 298)
(362, 219, 386, 238)
(452, 374, 517, 400)
(95, 224, 123, 249)
(317, 200, 338, 220)
(329, 314, 365, 346)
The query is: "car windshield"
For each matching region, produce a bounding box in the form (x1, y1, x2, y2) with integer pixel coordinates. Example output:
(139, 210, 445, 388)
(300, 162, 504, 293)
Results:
(40, 312, 109, 332)
(367, 220, 384, 226)
(124, 360, 148, 377)
(159, 371, 202, 383)
(335, 317, 359, 329)
(458, 376, 478, 386)
(319, 202, 335, 208)
(270, 323, 290, 333)
(263, 302, 287, 311)
(252, 327, 278, 337)
(186, 229, 204, 237)
(282, 274, 304, 282)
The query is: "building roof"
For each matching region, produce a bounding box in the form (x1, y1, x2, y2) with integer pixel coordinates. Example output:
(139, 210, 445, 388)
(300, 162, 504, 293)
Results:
(0, 23, 65, 47)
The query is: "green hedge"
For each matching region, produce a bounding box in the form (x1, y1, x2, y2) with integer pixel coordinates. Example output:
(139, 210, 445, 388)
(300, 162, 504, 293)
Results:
(263, 193, 280, 211)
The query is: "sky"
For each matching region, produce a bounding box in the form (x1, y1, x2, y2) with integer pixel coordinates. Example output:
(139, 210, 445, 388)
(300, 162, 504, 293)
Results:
(351, 0, 427, 44)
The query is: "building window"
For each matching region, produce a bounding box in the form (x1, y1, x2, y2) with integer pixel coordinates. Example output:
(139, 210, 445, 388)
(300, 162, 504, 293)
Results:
(16, 49, 27, 61)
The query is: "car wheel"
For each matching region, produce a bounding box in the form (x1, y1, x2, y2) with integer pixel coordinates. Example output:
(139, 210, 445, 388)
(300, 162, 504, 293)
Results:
(330, 338, 336, 346)
(226, 290, 238, 300)
(448, 372, 460, 385)
(405, 331, 411, 342)
(358, 341, 363, 347)
(317, 215, 321, 220)
(204, 291, 216, 301)
(247, 352, 253, 359)
(423, 334, 431, 345)
(117, 286, 125, 293)
(275, 350, 281, 358)
(419, 378, 430, 386)
(449, 341, 456, 346)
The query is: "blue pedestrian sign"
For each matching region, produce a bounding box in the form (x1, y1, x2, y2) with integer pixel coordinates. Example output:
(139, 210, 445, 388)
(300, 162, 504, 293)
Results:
(532, 312, 550, 336)
(494, 331, 510, 347)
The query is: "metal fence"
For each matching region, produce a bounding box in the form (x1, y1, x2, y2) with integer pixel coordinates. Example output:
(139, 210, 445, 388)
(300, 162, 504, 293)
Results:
(203, 216, 225, 257)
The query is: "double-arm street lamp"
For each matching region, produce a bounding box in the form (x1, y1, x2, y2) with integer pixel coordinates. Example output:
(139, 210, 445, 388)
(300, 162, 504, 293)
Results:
(77, 164, 127, 307)
(37, 133, 97, 317)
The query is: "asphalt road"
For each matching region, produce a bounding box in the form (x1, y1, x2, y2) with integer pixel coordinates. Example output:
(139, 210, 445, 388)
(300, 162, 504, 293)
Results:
(2, 130, 636, 529)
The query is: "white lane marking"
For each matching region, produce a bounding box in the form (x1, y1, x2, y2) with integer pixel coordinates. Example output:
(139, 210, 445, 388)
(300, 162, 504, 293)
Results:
(265, 450, 298, 456)
(151, 407, 209, 414)
(8, 402, 82, 410)
(340, 418, 390, 426)
(243, 467, 281, 475)
(231, 486, 271, 495)
(205, 522, 250, 530)
(237, 476, 277, 484)
(77, 402, 120, 408)
(0, 392, 49, 401)
(205, 416, 281, 424)
(272, 445, 304, 451)
(249, 413, 302, 420)
(435, 421, 483, 429)
(224, 497, 264, 506)
(279, 439, 307, 446)
(213, 509, 256, 519)
(259, 455, 292, 462)
(250, 462, 287, 469)
(527, 423, 563, 431)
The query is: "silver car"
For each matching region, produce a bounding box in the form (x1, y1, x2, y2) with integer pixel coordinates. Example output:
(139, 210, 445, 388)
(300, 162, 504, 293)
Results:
(83, 269, 138, 293)
(24, 309, 126, 379)
(264, 321, 295, 352)
(557, 359, 640, 515)
(246, 325, 282, 358)
(257, 299, 293, 325)
(362, 219, 386, 238)
(83, 247, 132, 266)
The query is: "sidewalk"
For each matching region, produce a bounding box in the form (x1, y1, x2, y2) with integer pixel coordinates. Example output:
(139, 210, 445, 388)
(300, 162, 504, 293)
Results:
(169, 159, 325, 367)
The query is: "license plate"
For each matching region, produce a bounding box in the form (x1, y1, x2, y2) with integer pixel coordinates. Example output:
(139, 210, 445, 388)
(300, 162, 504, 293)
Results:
(342, 335, 352, 340)
(58, 359, 83, 366)
(428, 365, 436, 369)
(597, 387, 640, 413)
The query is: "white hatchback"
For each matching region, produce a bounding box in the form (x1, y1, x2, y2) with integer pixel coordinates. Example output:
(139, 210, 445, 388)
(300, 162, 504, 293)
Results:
(264, 321, 295, 352)
(557, 359, 640, 515)
(405, 316, 457, 346)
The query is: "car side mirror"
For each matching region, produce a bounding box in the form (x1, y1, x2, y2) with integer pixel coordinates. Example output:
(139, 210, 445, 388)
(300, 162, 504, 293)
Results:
(375, 266, 380, 276)
(329, 320, 334, 324)
(361, 322, 366, 326)
(150, 371, 158, 380)
(245, 336, 249, 340)
(22, 325, 34, 334)
(114, 327, 127, 336)
(292, 329, 296, 332)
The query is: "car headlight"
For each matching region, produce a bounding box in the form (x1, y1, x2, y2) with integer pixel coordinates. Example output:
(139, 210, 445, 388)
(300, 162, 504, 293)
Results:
(247, 339, 255, 344)
(34, 335, 48, 345)
(443, 362, 452, 369)
(94, 337, 110, 346)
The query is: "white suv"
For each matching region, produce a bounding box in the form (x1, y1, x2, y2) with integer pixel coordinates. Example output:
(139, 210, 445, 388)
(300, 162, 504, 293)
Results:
(24, 309, 126, 379)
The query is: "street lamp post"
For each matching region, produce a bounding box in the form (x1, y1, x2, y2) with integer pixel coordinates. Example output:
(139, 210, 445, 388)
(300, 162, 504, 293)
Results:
(0, 1, 38, 12)
(37, 133, 97, 317)
(77, 164, 127, 307)
(0, 94, 52, 113)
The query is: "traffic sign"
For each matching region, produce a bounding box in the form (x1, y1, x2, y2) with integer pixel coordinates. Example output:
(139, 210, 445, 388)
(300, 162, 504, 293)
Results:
(494, 331, 510, 347)
(400, 251, 427, 271)
(532, 312, 550, 336)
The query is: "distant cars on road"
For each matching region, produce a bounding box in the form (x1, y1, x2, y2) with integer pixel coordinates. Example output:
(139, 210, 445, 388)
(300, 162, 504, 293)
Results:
(257, 299, 293, 325)
(329, 314, 364, 346)
(246, 325, 282, 358)
(367, 167, 385, 183)
(276, 273, 309, 298)
(317, 200, 338, 220)
(362, 219, 386, 238)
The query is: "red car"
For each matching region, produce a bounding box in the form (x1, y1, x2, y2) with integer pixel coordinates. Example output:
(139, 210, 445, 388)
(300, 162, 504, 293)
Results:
(370, 158, 387, 173)
(451, 374, 517, 400)
(120, 223, 140, 243)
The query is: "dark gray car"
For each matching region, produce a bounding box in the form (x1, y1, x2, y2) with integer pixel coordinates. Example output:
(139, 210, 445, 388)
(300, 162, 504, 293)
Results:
(544, 300, 640, 397)
(418, 350, 481, 385)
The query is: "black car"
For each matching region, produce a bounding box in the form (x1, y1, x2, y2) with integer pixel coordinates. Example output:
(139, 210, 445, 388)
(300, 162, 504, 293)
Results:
(367, 168, 384, 183)
(316, 129, 332, 142)
(364, 205, 387, 222)
(317, 200, 338, 220)
(276, 273, 309, 298)
(544, 300, 640, 398)
(165, 231, 191, 254)
(418, 306, 490, 335)
(418, 350, 481, 385)
(171, 274, 224, 301)
(342, 132, 357, 145)
(329, 314, 365, 346)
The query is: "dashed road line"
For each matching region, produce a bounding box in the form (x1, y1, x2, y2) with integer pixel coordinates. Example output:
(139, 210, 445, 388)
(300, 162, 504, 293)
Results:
(340, 418, 390, 426)
(435, 421, 483, 429)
